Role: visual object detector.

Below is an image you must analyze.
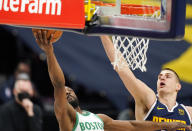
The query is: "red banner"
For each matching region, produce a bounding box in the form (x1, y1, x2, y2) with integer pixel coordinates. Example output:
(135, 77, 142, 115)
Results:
(0, 0, 85, 29)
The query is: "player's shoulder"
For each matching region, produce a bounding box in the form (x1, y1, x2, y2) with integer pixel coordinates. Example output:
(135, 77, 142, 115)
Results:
(184, 106, 192, 112)
(182, 105, 192, 121)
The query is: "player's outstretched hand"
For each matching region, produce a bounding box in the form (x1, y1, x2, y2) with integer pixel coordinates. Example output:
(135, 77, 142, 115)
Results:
(167, 123, 191, 131)
(34, 29, 53, 53)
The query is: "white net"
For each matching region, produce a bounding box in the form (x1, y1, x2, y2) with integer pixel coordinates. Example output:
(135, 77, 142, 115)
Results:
(112, 36, 149, 72)
(111, 9, 161, 72)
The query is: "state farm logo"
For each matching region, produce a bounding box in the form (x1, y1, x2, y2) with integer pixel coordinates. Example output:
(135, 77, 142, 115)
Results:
(0, 0, 62, 15)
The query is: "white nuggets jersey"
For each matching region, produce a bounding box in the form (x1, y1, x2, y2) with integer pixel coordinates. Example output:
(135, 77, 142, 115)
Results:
(72, 111, 104, 131)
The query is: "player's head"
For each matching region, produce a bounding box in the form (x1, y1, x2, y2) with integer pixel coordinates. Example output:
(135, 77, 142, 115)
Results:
(157, 68, 181, 95)
(15, 60, 31, 78)
(65, 86, 80, 110)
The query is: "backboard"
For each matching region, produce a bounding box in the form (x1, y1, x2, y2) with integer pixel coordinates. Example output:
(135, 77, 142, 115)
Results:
(83, 0, 186, 40)
(0, 0, 186, 40)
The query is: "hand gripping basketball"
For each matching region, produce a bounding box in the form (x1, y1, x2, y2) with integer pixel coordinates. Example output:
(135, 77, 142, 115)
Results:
(32, 28, 63, 43)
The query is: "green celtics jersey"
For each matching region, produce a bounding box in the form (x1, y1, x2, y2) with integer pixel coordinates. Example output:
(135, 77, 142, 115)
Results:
(72, 111, 104, 131)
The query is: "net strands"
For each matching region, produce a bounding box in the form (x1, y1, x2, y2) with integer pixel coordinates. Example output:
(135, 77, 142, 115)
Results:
(112, 36, 149, 72)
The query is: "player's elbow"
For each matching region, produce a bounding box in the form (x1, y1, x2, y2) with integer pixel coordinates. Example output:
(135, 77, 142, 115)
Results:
(129, 121, 145, 131)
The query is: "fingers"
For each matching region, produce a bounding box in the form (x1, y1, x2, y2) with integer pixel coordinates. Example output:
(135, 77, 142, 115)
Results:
(21, 99, 33, 108)
(38, 30, 44, 44)
(33, 29, 55, 53)
(48, 34, 53, 44)
(34, 32, 41, 45)
(186, 125, 192, 130)
(43, 30, 48, 44)
(34, 29, 49, 45)
(183, 125, 191, 131)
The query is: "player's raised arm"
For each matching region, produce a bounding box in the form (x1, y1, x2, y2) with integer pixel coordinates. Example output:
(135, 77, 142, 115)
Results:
(98, 114, 191, 131)
(100, 35, 156, 118)
(34, 30, 76, 131)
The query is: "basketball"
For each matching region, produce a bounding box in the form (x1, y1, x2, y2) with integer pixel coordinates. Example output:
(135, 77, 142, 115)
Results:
(32, 28, 63, 43)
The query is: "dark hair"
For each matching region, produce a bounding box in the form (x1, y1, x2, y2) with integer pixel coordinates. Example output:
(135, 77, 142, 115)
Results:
(15, 59, 31, 74)
(17, 59, 31, 68)
(161, 68, 180, 83)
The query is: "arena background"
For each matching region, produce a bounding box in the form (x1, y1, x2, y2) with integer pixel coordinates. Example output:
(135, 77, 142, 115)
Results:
(0, 0, 191, 130)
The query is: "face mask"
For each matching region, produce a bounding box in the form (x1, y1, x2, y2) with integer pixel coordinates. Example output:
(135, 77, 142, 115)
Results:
(18, 92, 31, 102)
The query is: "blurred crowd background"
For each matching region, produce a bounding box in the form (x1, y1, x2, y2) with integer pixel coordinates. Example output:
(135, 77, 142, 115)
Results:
(0, 0, 191, 131)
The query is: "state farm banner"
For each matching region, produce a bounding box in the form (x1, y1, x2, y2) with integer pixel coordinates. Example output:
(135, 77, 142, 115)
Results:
(0, 0, 85, 29)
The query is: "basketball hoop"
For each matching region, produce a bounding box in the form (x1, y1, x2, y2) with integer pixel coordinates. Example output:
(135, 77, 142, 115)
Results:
(111, 4, 161, 72)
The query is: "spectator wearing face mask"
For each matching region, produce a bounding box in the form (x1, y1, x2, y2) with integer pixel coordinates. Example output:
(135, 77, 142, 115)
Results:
(0, 78, 42, 131)
(0, 60, 31, 104)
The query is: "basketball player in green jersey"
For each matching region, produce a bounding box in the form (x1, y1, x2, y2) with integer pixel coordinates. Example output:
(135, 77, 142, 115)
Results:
(34, 30, 190, 131)
(100, 35, 192, 126)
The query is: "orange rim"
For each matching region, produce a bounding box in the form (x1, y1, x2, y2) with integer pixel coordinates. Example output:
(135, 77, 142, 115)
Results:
(91, 2, 160, 15)
(121, 4, 160, 15)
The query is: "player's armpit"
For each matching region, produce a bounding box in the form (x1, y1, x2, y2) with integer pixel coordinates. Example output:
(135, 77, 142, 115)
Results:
(135, 79, 156, 109)
(54, 87, 76, 119)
